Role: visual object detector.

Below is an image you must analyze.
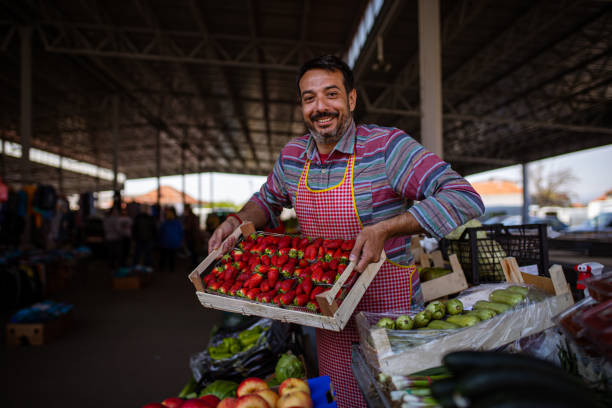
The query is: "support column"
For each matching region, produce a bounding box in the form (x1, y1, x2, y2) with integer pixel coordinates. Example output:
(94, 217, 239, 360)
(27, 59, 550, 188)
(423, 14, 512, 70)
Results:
(112, 95, 119, 192)
(20, 26, 32, 184)
(156, 128, 161, 210)
(522, 163, 530, 224)
(418, 0, 443, 158)
(209, 172, 214, 211)
(181, 133, 187, 209)
(57, 127, 63, 194)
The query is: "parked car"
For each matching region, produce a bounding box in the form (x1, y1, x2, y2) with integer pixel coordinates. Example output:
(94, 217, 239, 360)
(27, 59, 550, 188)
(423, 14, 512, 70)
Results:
(484, 215, 569, 232)
(567, 212, 612, 233)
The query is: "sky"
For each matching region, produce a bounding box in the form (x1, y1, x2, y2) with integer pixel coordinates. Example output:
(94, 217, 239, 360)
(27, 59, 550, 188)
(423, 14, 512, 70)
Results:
(124, 144, 612, 207)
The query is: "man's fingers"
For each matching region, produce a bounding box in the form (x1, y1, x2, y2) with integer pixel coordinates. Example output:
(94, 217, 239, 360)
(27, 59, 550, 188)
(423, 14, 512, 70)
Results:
(349, 235, 365, 264)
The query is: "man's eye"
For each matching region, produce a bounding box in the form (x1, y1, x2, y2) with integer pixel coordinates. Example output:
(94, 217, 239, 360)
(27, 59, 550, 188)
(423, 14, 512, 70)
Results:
(303, 96, 314, 103)
(328, 92, 338, 98)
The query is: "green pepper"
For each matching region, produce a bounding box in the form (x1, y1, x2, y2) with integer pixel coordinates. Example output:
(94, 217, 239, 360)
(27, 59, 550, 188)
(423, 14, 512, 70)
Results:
(238, 327, 263, 347)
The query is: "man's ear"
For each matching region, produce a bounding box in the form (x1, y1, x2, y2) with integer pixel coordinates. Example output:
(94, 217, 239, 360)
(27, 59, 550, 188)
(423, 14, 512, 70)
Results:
(349, 88, 357, 112)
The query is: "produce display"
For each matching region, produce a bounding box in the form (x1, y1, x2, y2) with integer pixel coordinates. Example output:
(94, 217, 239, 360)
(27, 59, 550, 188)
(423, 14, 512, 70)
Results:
(208, 326, 265, 360)
(376, 350, 598, 408)
(200, 233, 356, 313)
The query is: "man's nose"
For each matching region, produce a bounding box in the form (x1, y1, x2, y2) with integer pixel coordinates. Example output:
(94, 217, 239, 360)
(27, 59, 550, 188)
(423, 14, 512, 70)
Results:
(314, 96, 329, 111)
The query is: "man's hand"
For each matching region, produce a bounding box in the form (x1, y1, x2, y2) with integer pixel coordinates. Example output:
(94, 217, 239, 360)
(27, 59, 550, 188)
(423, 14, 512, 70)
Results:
(349, 223, 389, 273)
(208, 216, 241, 257)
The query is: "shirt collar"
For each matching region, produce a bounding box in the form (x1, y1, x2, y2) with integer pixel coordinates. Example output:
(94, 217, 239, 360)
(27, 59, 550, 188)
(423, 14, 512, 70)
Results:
(303, 118, 356, 160)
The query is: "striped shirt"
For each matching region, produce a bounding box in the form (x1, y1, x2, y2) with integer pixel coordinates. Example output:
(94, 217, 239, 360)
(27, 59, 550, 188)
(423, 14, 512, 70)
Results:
(249, 120, 485, 265)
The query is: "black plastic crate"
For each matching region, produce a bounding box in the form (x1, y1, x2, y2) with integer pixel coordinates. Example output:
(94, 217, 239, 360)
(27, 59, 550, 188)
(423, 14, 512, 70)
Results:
(440, 224, 549, 284)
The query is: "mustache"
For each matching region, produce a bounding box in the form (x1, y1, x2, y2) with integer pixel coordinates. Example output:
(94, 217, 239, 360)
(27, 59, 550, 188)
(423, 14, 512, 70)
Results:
(311, 111, 339, 121)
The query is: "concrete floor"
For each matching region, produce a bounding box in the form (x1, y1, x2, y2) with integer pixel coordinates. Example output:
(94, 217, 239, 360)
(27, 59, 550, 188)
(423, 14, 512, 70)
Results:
(0, 258, 225, 408)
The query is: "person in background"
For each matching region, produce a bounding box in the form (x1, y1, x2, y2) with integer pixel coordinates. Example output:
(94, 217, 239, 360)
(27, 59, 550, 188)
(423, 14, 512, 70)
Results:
(159, 206, 184, 272)
(182, 204, 201, 267)
(209, 55, 484, 407)
(132, 205, 157, 267)
(117, 208, 133, 267)
(103, 206, 122, 270)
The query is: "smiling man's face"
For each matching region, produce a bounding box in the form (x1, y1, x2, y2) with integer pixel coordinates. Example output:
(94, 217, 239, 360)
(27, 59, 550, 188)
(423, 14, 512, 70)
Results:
(299, 68, 356, 150)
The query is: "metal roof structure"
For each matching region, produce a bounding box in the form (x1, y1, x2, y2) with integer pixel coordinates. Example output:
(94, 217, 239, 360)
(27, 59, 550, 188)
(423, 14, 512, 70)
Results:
(1, 0, 611, 194)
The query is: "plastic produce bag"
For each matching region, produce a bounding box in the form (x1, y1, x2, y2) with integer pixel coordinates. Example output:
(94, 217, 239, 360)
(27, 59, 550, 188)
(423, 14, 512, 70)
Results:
(190, 318, 302, 386)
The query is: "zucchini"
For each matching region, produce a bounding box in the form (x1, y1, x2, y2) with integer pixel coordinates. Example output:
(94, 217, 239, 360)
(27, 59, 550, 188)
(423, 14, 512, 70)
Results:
(489, 289, 525, 306)
(427, 320, 460, 330)
(473, 300, 510, 314)
(446, 314, 480, 327)
(465, 308, 496, 320)
(506, 285, 529, 296)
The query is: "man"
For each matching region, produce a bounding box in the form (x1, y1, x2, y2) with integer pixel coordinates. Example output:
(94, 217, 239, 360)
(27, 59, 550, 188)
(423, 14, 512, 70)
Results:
(209, 55, 484, 407)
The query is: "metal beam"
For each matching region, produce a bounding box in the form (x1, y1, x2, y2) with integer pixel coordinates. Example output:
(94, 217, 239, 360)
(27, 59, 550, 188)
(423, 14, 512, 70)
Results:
(20, 25, 32, 184)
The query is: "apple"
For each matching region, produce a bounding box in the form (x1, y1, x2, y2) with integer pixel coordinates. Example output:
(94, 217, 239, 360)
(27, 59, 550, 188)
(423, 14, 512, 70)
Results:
(235, 394, 270, 408)
(278, 378, 310, 396)
(217, 397, 238, 408)
(236, 377, 269, 397)
(142, 404, 166, 408)
(256, 389, 279, 408)
(181, 399, 215, 408)
(199, 394, 221, 407)
(276, 390, 313, 408)
(162, 397, 185, 408)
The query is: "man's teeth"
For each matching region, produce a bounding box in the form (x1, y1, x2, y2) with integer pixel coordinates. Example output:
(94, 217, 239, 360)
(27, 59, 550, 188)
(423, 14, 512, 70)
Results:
(316, 117, 333, 124)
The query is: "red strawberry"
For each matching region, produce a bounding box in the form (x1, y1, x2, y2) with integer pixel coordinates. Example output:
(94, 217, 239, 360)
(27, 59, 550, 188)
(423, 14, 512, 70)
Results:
(291, 236, 300, 249)
(274, 280, 282, 293)
(309, 286, 326, 301)
(202, 274, 215, 286)
(311, 263, 325, 283)
(253, 264, 269, 276)
(277, 247, 291, 257)
(298, 258, 309, 267)
(341, 239, 355, 251)
(321, 271, 335, 285)
(245, 273, 263, 289)
(262, 255, 272, 266)
(260, 280, 271, 293)
(228, 281, 243, 296)
(279, 290, 296, 305)
(288, 248, 298, 258)
(271, 255, 280, 267)
(317, 246, 325, 260)
(223, 266, 237, 282)
(323, 248, 335, 262)
(237, 287, 249, 297)
(294, 293, 309, 307)
(311, 238, 323, 248)
(294, 267, 311, 282)
(339, 251, 350, 264)
(218, 280, 233, 294)
(296, 284, 304, 295)
(298, 237, 311, 249)
(221, 254, 232, 264)
(234, 261, 247, 271)
(213, 265, 225, 277)
(273, 294, 281, 305)
(268, 268, 279, 287)
(280, 263, 295, 278)
(278, 235, 291, 249)
(306, 301, 320, 312)
(324, 239, 342, 249)
(246, 288, 261, 300)
(208, 280, 223, 291)
(259, 290, 276, 303)
(301, 277, 313, 296)
(279, 279, 296, 294)
(277, 254, 289, 266)
(230, 248, 244, 261)
(329, 258, 339, 271)
(304, 244, 318, 262)
(237, 272, 251, 282)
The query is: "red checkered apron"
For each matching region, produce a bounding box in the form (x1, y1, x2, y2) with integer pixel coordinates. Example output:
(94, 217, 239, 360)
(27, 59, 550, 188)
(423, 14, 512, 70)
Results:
(295, 153, 418, 407)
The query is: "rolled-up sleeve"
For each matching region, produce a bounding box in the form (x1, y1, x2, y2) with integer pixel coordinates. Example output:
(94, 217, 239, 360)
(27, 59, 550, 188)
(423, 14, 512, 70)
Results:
(248, 152, 292, 228)
(385, 130, 485, 238)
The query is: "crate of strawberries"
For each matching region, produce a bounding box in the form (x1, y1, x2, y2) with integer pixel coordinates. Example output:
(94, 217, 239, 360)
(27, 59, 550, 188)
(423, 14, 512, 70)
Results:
(188, 222, 385, 331)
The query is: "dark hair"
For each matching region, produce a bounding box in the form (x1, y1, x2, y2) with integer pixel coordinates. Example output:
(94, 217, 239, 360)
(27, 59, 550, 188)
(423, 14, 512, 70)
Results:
(296, 55, 354, 97)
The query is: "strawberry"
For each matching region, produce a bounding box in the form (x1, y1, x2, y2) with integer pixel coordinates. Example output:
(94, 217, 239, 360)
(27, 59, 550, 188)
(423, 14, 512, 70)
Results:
(230, 248, 244, 262)
(277, 247, 291, 257)
(296, 284, 304, 295)
(303, 244, 318, 262)
(294, 293, 309, 307)
(341, 239, 355, 251)
(268, 268, 279, 287)
(237, 272, 251, 282)
(274, 280, 282, 293)
(263, 235, 279, 246)
(228, 281, 243, 296)
(218, 280, 233, 294)
(213, 265, 225, 277)
(311, 263, 325, 283)
(208, 279, 223, 291)
(245, 273, 263, 289)
(317, 246, 325, 260)
(294, 267, 311, 282)
(271, 254, 280, 267)
(273, 294, 281, 305)
(288, 248, 298, 258)
(280, 262, 295, 278)
(291, 236, 300, 249)
(260, 290, 276, 303)
(223, 266, 238, 281)
(310, 238, 323, 248)
(339, 251, 350, 264)
(261, 255, 271, 266)
(324, 239, 342, 249)
(328, 258, 339, 271)
(202, 274, 215, 286)
(323, 248, 335, 262)
(263, 246, 277, 257)
(260, 280, 271, 293)
(337, 264, 347, 276)
(250, 243, 265, 256)
(278, 235, 291, 249)
(221, 254, 232, 264)
(306, 301, 320, 312)
(298, 258, 309, 267)
(309, 286, 326, 301)
(279, 290, 296, 305)
(279, 279, 296, 294)
(237, 287, 249, 297)
(233, 260, 247, 271)
(301, 277, 313, 296)
(321, 271, 335, 285)
(246, 288, 261, 300)
(298, 237, 311, 249)
(252, 264, 269, 276)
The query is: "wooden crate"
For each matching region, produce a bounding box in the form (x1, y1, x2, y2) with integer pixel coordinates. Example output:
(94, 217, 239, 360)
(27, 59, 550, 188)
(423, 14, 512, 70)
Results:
(188, 223, 385, 331)
(357, 257, 575, 375)
(6, 311, 73, 346)
(112, 273, 151, 290)
(420, 252, 469, 302)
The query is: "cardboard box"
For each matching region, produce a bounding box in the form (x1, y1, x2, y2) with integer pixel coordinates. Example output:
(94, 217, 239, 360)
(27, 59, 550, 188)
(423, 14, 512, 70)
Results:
(6, 311, 73, 346)
(357, 258, 574, 375)
(189, 223, 385, 331)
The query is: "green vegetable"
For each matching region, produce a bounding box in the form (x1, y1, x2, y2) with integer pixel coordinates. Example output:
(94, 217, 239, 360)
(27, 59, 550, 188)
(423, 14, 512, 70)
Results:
(200, 380, 238, 400)
(444, 219, 485, 240)
(466, 308, 497, 321)
(473, 300, 511, 314)
(446, 314, 480, 327)
(425, 301, 446, 320)
(506, 285, 529, 296)
(395, 315, 414, 330)
(238, 326, 263, 347)
(427, 320, 460, 330)
(376, 317, 396, 329)
(489, 289, 525, 306)
(275, 351, 305, 382)
(178, 376, 198, 398)
(446, 299, 464, 315)
(420, 267, 452, 282)
(413, 310, 432, 328)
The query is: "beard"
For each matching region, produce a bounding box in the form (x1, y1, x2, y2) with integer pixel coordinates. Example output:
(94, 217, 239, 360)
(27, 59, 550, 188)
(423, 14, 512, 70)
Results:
(307, 110, 352, 146)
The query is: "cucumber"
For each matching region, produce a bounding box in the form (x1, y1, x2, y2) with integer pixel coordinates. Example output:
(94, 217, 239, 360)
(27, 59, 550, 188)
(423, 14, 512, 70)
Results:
(489, 289, 525, 306)
(473, 300, 511, 314)
(446, 314, 480, 327)
(465, 308, 496, 320)
(506, 285, 529, 296)
(455, 368, 594, 406)
(427, 320, 460, 330)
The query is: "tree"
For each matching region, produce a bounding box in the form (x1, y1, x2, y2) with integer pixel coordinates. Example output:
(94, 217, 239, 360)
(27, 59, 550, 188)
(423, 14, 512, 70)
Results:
(529, 164, 578, 206)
